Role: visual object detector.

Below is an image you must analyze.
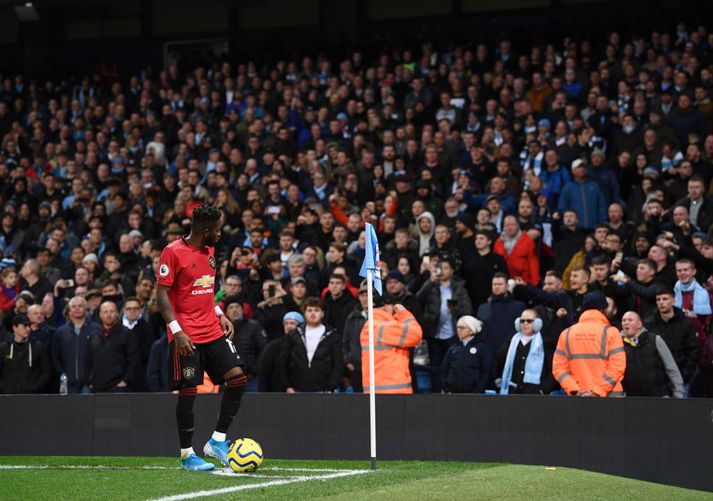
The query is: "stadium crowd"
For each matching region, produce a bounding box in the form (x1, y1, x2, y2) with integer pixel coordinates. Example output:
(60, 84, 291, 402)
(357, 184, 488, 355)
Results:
(0, 21, 712, 397)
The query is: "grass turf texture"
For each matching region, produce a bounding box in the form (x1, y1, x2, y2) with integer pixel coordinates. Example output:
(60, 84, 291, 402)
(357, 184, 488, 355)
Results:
(0, 456, 710, 500)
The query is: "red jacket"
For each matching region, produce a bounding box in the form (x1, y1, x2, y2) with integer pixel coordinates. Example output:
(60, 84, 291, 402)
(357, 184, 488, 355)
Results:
(0, 284, 21, 313)
(493, 232, 540, 286)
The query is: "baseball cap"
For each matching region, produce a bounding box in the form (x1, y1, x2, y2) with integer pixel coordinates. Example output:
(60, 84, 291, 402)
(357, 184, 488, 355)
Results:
(571, 159, 586, 171)
(291, 276, 306, 286)
(582, 291, 608, 311)
(386, 270, 405, 283)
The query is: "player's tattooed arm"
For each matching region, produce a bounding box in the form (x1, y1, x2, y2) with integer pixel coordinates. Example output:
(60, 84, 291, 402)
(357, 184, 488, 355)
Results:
(156, 285, 176, 323)
(157, 284, 195, 355)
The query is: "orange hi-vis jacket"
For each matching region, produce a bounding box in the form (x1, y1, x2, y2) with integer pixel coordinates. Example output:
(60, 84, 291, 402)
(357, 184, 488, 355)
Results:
(361, 308, 423, 394)
(552, 309, 626, 397)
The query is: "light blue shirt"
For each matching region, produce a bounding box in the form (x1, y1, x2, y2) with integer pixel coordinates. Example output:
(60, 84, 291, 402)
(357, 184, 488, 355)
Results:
(436, 282, 454, 340)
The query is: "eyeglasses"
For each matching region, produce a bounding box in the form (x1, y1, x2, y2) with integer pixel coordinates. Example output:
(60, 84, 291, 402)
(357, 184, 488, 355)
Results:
(520, 319, 535, 324)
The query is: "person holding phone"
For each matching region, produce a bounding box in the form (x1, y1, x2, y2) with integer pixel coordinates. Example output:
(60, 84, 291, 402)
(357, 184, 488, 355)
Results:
(416, 257, 474, 393)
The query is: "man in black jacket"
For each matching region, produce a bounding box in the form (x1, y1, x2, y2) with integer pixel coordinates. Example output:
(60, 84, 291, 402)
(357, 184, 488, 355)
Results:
(342, 282, 369, 392)
(675, 176, 713, 232)
(146, 332, 169, 392)
(643, 288, 699, 386)
(280, 297, 343, 392)
(0, 315, 51, 394)
(621, 311, 684, 398)
(259, 311, 302, 392)
(86, 301, 141, 393)
(224, 296, 267, 392)
(461, 230, 508, 311)
(121, 297, 157, 391)
(323, 273, 356, 335)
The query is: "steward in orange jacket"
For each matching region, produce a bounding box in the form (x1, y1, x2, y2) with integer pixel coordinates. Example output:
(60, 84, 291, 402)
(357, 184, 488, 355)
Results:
(552, 292, 626, 397)
(361, 304, 423, 394)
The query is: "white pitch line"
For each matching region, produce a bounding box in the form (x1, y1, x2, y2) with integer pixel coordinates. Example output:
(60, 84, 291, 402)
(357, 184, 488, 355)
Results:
(148, 470, 369, 501)
(0, 465, 178, 470)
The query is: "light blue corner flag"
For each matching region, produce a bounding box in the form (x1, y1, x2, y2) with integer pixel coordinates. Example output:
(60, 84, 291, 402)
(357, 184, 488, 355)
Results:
(359, 223, 382, 295)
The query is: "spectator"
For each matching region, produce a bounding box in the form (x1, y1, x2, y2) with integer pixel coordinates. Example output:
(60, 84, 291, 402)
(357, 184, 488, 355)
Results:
(146, 330, 169, 392)
(280, 297, 342, 392)
(51, 296, 100, 394)
(644, 288, 700, 387)
(0, 315, 51, 393)
(417, 257, 473, 392)
(621, 311, 684, 398)
(361, 302, 423, 394)
(552, 210, 585, 275)
(493, 215, 540, 286)
(85, 301, 141, 393)
(0, 267, 21, 317)
(258, 311, 303, 393)
(558, 159, 607, 230)
(477, 273, 526, 356)
(461, 229, 508, 310)
(19, 259, 53, 302)
(674, 258, 712, 345)
(256, 279, 289, 341)
(553, 291, 626, 397)
(121, 296, 156, 391)
(441, 315, 490, 394)
(323, 273, 356, 335)
(342, 281, 369, 393)
(498, 309, 555, 395)
(617, 258, 663, 318)
(224, 296, 267, 392)
(676, 176, 713, 233)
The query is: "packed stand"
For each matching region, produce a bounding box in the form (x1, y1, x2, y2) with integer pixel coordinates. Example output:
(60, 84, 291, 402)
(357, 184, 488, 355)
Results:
(0, 22, 712, 397)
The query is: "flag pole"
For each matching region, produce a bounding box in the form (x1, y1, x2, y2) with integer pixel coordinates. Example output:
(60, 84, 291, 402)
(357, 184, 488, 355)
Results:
(366, 267, 377, 471)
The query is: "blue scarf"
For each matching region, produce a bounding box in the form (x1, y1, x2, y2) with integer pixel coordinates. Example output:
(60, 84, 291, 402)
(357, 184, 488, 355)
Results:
(500, 332, 545, 395)
(674, 280, 712, 316)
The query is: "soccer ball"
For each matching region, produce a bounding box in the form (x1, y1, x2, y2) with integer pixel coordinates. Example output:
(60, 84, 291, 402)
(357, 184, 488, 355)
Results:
(227, 438, 264, 473)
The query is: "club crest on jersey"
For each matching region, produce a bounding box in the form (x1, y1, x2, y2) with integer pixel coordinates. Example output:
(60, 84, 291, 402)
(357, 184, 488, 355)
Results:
(183, 367, 195, 379)
(208, 256, 216, 270)
(159, 264, 169, 277)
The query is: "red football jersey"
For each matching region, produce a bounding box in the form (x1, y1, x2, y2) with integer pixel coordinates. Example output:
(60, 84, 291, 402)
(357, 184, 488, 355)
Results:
(157, 238, 223, 344)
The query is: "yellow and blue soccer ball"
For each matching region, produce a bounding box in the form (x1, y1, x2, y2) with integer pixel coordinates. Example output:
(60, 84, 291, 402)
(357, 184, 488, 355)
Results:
(227, 438, 264, 473)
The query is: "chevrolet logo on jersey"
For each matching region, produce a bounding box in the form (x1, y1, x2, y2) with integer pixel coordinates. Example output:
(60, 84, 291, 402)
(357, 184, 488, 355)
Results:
(192, 275, 215, 288)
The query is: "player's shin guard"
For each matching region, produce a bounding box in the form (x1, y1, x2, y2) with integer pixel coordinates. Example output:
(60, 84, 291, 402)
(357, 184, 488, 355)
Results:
(215, 374, 247, 434)
(177, 387, 197, 449)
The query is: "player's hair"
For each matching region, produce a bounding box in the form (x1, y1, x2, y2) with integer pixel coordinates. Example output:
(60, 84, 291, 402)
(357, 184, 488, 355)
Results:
(191, 204, 222, 227)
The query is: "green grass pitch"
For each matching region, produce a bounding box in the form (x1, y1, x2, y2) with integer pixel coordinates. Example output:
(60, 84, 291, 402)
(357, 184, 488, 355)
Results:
(0, 456, 710, 500)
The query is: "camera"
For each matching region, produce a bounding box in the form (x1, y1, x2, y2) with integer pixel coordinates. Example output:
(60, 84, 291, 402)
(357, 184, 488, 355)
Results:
(268, 285, 276, 297)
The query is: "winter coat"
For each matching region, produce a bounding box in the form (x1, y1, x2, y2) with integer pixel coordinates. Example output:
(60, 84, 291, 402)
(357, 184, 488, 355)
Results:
(258, 337, 286, 392)
(643, 308, 699, 384)
(342, 306, 367, 369)
(557, 179, 607, 230)
(85, 324, 141, 392)
(323, 291, 357, 335)
(461, 249, 509, 310)
(622, 330, 684, 398)
(476, 295, 526, 355)
(280, 324, 343, 392)
(0, 340, 51, 394)
(51, 321, 101, 386)
(361, 308, 422, 394)
(441, 335, 491, 393)
(493, 232, 540, 286)
(552, 309, 626, 397)
(231, 317, 267, 376)
(146, 334, 169, 392)
(417, 278, 473, 338)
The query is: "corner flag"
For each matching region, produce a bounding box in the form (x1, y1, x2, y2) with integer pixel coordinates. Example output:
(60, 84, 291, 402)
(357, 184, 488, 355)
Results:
(359, 223, 382, 295)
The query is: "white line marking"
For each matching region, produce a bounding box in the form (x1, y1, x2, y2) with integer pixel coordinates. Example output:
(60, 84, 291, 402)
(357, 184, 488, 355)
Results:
(148, 470, 368, 501)
(0, 465, 178, 470)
